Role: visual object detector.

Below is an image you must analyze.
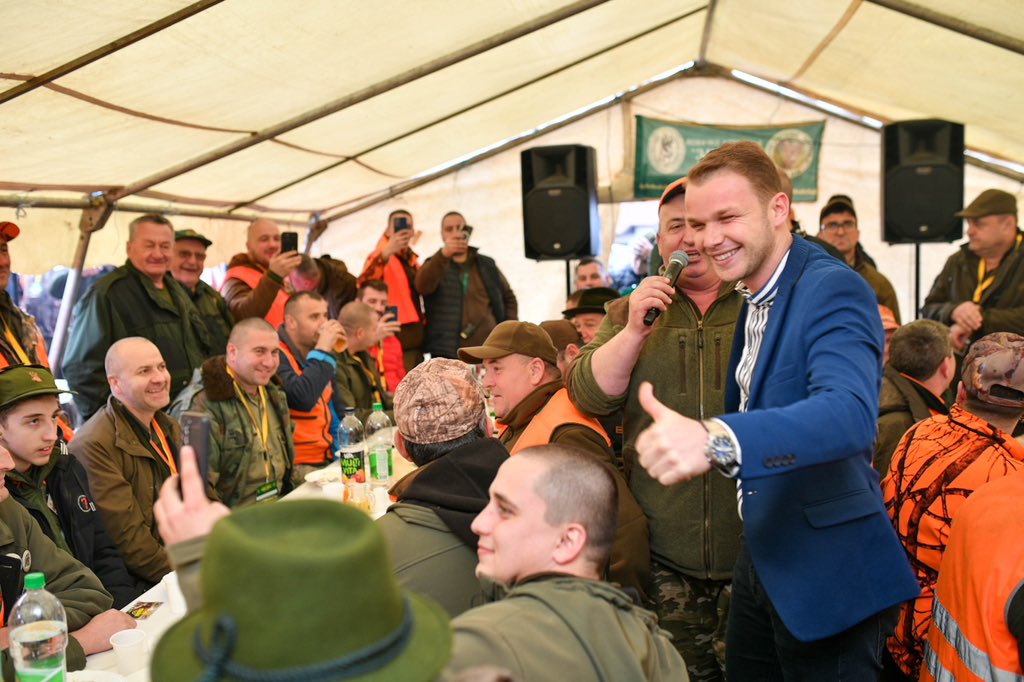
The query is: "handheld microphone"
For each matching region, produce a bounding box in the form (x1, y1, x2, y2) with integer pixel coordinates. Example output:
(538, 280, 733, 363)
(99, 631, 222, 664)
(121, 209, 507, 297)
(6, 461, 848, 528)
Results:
(643, 250, 690, 327)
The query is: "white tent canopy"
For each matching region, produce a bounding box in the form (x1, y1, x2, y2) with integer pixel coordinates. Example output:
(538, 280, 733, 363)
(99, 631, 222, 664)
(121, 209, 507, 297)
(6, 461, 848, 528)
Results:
(1, 0, 1022, 360)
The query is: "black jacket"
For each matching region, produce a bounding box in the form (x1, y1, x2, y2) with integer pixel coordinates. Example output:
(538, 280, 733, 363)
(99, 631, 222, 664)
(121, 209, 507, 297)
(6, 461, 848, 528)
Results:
(6, 441, 140, 608)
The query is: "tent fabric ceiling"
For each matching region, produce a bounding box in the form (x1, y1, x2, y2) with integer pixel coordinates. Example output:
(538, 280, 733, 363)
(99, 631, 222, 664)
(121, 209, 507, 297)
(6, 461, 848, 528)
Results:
(1, 0, 1021, 230)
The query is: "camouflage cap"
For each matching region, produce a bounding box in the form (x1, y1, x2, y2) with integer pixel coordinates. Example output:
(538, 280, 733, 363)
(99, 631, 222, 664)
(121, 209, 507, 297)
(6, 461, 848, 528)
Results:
(458, 321, 558, 366)
(174, 228, 212, 247)
(0, 364, 74, 411)
(394, 358, 486, 444)
(961, 332, 1024, 408)
(540, 320, 582, 352)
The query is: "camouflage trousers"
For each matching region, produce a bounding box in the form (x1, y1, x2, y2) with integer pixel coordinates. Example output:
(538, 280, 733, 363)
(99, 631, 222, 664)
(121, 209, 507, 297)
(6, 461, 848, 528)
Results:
(650, 561, 732, 682)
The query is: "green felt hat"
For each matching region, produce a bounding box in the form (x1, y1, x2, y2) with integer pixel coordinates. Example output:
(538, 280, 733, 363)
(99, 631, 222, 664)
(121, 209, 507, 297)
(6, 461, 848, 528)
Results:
(150, 499, 451, 681)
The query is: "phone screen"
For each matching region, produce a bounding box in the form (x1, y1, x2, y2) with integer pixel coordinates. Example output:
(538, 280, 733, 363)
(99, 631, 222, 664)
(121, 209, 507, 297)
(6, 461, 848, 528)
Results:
(280, 231, 299, 253)
(393, 217, 410, 233)
(385, 305, 399, 319)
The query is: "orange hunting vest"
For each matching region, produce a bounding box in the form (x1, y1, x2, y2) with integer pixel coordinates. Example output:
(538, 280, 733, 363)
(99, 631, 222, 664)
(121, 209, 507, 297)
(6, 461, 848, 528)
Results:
(921, 475, 1024, 682)
(278, 344, 334, 466)
(223, 264, 290, 329)
(499, 388, 611, 455)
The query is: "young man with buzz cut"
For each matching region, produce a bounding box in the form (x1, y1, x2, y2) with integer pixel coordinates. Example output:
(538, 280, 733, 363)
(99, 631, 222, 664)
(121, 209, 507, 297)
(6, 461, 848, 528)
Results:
(443, 445, 689, 681)
(0, 364, 139, 608)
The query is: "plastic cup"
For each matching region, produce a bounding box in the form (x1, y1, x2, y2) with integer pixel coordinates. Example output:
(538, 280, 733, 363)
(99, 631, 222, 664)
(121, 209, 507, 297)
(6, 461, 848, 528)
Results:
(109, 628, 148, 674)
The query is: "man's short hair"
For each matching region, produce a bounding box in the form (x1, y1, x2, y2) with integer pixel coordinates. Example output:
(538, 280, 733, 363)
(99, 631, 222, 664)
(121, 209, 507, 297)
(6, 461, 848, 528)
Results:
(104, 337, 158, 378)
(776, 167, 793, 202)
(229, 317, 276, 347)
(339, 301, 376, 335)
(357, 280, 388, 298)
(688, 141, 783, 205)
(293, 255, 320, 280)
(517, 445, 618, 570)
(128, 214, 174, 240)
(574, 257, 607, 278)
(441, 211, 464, 225)
(387, 209, 411, 223)
(889, 320, 952, 381)
(284, 290, 325, 319)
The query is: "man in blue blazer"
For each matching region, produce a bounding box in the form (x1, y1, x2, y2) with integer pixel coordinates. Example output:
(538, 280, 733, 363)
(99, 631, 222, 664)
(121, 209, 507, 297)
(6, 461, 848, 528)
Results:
(637, 141, 918, 679)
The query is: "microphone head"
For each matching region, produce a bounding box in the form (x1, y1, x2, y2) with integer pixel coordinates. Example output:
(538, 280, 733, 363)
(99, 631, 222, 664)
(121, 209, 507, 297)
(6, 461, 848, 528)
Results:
(668, 250, 690, 268)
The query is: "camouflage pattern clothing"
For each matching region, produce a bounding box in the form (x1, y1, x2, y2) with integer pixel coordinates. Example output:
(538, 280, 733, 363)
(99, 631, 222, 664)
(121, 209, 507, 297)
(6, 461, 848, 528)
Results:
(186, 280, 234, 356)
(650, 561, 730, 682)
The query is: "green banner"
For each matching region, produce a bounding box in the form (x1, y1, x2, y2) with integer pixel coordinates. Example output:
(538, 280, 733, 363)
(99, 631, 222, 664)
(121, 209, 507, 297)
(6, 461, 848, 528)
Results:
(634, 115, 825, 202)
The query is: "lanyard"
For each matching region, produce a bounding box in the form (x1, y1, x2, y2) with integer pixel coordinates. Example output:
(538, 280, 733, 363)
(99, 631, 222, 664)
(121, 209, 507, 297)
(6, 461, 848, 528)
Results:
(2, 320, 29, 364)
(226, 368, 273, 482)
(353, 355, 383, 405)
(974, 234, 1023, 302)
(149, 420, 178, 476)
(375, 342, 388, 392)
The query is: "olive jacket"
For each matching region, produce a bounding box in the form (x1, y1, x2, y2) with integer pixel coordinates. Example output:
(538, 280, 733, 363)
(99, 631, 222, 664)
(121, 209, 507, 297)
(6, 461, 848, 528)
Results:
(567, 285, 744, 580)
(69, 398, 177, 586)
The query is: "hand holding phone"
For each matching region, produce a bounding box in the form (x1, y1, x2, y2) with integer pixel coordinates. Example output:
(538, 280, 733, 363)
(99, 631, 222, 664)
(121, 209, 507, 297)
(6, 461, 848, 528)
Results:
(180, 411, 211, 492)
(280, 231, 299, 253)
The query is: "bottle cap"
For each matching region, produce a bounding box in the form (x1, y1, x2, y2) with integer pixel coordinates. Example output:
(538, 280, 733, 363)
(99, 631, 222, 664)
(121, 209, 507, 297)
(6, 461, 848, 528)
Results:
(372, 402, 383, 411)
(24, 572, 45, 590)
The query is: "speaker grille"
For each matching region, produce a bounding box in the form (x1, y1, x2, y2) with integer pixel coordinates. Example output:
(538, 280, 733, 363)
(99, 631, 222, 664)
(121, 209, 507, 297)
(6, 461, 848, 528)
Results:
(524, 187, 590, 256)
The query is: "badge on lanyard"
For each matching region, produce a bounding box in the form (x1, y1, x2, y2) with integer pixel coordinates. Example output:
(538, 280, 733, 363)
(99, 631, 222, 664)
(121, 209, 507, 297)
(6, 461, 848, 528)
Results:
(255, 480, 280, 503)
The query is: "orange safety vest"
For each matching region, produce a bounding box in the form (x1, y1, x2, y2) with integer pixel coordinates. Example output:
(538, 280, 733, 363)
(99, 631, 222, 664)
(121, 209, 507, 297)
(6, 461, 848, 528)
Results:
(223, 264, 290, 329)
(921, 474, 1024, 682)
(499, 388, 611, 455)
(278, 344, 334, 466)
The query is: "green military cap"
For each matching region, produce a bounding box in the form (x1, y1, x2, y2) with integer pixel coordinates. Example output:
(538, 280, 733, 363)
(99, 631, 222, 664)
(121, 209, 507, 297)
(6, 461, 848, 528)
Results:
(174, 228, 213, 247)
(956, 189, 1018, 219)
(458, 320, 558, 366)
(0, 365, 74, 411)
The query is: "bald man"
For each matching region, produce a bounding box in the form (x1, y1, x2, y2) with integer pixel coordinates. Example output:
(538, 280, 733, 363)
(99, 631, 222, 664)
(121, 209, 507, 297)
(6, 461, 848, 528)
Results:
(337, 301, 391, 423)
(172, 318, 294, 508)
(221, 218, 303, 328)
(69, 337, 179, 588)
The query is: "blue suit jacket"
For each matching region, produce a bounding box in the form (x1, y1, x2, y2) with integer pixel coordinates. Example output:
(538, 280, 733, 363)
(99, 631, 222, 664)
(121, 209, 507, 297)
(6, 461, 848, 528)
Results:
(720, 236, 919, 642)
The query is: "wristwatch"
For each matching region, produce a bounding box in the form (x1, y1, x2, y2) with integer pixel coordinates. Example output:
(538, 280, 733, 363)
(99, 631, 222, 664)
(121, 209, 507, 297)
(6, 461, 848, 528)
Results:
(702, 420, 740, 477)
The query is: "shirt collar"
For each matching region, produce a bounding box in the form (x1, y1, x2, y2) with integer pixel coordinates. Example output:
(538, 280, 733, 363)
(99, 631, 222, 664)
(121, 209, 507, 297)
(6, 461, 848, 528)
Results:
(736, 248, 791, 305)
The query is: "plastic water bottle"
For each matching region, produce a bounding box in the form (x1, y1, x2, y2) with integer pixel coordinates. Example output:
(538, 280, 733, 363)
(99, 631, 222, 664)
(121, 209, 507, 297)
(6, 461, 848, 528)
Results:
(337, 408, 365, 484)
(9, 572, 68, 682)
(365, 402, 393, 486)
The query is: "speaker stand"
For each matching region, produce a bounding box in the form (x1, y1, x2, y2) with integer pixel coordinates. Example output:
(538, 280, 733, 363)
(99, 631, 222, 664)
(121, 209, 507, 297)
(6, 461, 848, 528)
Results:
(914, 243, 921, 319)
(565, 261, 572, 301)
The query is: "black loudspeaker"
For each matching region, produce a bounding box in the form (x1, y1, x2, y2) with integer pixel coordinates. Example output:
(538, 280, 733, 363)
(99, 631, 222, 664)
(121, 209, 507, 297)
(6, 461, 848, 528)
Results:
(521, 145, 600, 260)
(882, 119, 964, 244)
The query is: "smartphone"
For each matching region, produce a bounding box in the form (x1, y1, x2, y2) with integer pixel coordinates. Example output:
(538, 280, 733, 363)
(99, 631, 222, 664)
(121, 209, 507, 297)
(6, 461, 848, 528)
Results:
(180, 411, 211, 492)
(280, 231, 299, 253)
(461, 225, 473, 240)
(393, 217, 410, 233)
(385, 305, 399, 319)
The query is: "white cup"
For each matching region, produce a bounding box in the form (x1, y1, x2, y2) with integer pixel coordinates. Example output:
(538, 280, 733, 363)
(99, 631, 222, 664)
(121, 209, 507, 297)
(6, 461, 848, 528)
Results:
(322, 481, 345, 500)
(109, 628, 148, 675)
(162, 571, 187, 616)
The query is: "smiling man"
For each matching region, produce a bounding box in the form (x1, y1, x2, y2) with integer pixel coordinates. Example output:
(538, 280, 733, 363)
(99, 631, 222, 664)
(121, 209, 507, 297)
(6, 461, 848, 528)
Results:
(459, 321, 650, 596)
(171, 229, 233, 356)
(221, 218, 302, 329)
(63, 214, 210, 421)
(567, 177, 743, 681)
(172, 318, 293, 508)
(634, 142, 918, 679)
(443, 445, 688, 681)
(70, 337, 180, 588)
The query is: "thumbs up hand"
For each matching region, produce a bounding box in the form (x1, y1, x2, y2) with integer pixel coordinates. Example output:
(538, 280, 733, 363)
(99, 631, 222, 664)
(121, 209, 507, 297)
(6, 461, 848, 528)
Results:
(636, 382, 713, 485)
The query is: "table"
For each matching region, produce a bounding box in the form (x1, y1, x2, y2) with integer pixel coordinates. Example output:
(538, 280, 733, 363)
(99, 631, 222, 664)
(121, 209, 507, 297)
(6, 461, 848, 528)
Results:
(83, 578, 182, 681)
(286, 454, 417, 519)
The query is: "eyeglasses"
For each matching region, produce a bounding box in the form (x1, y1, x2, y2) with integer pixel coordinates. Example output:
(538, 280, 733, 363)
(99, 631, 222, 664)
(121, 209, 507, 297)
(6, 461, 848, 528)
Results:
(822, 220, 857, 232)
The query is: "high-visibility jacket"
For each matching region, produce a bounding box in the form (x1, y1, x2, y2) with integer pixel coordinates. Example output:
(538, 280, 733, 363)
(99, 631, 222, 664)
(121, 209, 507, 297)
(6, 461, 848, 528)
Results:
(499, 388, 611, 455)
(223, 264, 289, 329)
(278, 344, 333, 466)
(921, 471, 1024, 682)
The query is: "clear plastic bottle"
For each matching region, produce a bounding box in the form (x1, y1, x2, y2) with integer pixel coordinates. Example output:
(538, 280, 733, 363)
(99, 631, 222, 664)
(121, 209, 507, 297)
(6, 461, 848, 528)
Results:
(337, 408, 366, 485)
(9, 572, 68, 682)
(365, 402, 393, 486)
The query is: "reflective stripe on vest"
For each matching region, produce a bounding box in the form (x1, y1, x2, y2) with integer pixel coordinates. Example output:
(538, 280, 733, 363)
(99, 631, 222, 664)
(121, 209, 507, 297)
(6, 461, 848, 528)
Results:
(924, 597, 1024, 682)
(223, 264, 290, 329)
(500, 388, 611, 455)
(279, 343, 334, 466)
